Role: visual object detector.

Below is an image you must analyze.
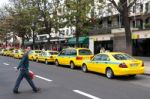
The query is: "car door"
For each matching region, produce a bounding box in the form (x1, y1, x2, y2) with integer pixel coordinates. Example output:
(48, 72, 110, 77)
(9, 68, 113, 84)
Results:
(65, 49, 72, 65)
(57, 50, 66, 65)
(41, 52, 46, 62)
(88, 54, 102, 72)
(95, 54, 110, 74)
(38, 53, 43, 61)
(28, 51, 33, 59)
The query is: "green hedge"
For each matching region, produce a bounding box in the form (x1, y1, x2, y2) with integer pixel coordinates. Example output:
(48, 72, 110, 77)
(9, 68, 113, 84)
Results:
(145, 23, 150, 29)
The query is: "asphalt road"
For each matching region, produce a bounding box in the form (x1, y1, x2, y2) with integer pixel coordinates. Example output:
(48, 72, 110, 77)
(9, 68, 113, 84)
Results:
(0, 56, 150, 99)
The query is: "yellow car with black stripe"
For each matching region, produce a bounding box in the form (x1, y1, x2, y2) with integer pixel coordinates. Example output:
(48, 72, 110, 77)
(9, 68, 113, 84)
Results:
(13, 49, 25, 59)
(36, 50, 58, 64)
(81, 52, 144, 79)
(28, 50, 41, 61)
(55, 48, 93, 69)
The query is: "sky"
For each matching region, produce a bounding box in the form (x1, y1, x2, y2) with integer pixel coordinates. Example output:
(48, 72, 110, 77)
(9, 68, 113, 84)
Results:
(0, 0, 9, 7)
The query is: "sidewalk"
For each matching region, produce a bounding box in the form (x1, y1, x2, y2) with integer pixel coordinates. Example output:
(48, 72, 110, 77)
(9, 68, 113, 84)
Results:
(135, 57, 150, 75)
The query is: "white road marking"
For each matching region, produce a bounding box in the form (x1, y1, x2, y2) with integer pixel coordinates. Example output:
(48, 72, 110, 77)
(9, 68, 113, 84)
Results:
(13, 67, 53, 82)
(73, 90, 101, 99)
(13, 67, 17, 69)
(3, 63, 10, 65)
(35, 75, 53, 82)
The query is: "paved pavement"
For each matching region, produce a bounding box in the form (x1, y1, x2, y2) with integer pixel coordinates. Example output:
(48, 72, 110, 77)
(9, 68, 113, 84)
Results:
(1, 56, 150, 99)
(134, 57, 150, 75)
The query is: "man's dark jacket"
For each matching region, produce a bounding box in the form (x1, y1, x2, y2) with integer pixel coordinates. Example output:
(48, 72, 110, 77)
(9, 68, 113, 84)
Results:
(17, 52, 29, 71)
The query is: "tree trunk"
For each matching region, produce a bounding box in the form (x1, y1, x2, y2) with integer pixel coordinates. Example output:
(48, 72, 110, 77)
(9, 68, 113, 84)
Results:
(21, 35, 25, 48)
(121, 0, 132, 55)
(32, 29, 35, 50)
(75, 23, 80, 47)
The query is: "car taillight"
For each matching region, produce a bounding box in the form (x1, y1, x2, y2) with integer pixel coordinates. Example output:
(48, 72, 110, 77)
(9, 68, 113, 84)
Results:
(142, 62, 144, 67)
(119, 63, 128, 68)
(76, 56, 83, 60)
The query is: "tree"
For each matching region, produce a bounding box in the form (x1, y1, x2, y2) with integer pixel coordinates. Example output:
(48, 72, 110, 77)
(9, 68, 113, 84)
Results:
(65, 0, 93, 47)
(36, 0, 62, 49)
(107, 0, 138, 54)
(6, 0, 40, 48)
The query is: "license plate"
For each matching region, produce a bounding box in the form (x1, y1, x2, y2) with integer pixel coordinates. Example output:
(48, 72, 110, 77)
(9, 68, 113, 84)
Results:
(84, 57, 89, 60)
(130, 63, 138, 67)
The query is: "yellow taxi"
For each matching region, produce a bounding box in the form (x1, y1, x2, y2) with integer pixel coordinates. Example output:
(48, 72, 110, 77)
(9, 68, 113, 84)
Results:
(81, 52, 144, 79)
(13, 49, 25, 59)
(28, 50, 41, 61)
(7, 48, 15, 56)
(55, 48, 93, 69)
(36, 50, 58, 64)
(3, 49, 9, 56)
(9, 49, 16, 57)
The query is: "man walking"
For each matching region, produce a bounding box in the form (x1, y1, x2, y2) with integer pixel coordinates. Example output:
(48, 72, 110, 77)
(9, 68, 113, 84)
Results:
(13, 47, 40, 94)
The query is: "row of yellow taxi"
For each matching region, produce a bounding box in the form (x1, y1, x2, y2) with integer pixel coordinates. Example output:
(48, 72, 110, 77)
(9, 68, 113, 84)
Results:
(0, 48, 25, 59)
(55, 48, 144, 78)
(0, 47, 145, 79)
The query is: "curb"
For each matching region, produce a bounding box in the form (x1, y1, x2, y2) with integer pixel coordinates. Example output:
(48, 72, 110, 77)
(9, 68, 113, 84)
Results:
(143, 71, 150, 76)
(143, 73, 150, 76)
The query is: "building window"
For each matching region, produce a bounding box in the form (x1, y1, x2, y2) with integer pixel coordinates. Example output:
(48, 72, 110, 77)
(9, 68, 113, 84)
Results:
(66, 29, 69, 35)
(146, 2, 150, 13)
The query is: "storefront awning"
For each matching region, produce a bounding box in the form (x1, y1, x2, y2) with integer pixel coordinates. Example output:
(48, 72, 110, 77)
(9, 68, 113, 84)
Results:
(68, 37, 89, 44)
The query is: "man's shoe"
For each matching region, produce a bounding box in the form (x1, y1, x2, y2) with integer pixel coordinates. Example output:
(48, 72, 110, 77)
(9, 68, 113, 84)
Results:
(13, 90, 20, 94)
(33, 88, 41, 93)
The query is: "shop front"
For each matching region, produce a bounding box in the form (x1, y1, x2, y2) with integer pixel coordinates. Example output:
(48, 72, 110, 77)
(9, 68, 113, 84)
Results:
(67, 37, 89, 48)
(132, 31, 150, 56)
(89, 34, 113, 54)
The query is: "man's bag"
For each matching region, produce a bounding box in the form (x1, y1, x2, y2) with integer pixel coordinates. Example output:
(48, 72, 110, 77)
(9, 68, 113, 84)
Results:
(29, 70, 35, 79)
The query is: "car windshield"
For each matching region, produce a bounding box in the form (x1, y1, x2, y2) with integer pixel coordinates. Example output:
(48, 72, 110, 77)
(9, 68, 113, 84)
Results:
(113, 54, 135, 60)
(79, 49, 92, 55)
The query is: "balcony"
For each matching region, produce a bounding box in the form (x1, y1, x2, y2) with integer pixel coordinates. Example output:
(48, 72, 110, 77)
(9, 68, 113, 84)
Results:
(89, 27, 112, 36)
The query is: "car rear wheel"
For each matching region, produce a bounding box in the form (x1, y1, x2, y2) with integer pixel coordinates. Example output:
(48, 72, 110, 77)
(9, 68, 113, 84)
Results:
(55, 60, 59, 66)
(70, 62, 75, 69)
(82, 64, 88, 72)
(106, 68, 114, 79)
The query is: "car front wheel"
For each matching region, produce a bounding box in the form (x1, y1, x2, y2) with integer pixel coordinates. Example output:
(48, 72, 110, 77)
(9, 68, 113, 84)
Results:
(45, 60, 48, 65)
(55, 60, 59, 66)
(82, 64, 88, 72)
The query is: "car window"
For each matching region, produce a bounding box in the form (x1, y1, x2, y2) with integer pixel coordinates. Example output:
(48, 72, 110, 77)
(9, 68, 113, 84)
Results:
(93, 54, 110, 61)
(59, 50, 66, 56)
(113, 54, 134, 60)
(92, 55, 102, 61)
(101, 54, 110, 61)
(49, 52, 58, 55)
(65, 50, 71, 55)
(78, 49, 92, 55)
(42, 52, 47, 56)
(35, 51, 41, 53)
(70, 50, 77, 56)
(15, 50, 18, 53)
